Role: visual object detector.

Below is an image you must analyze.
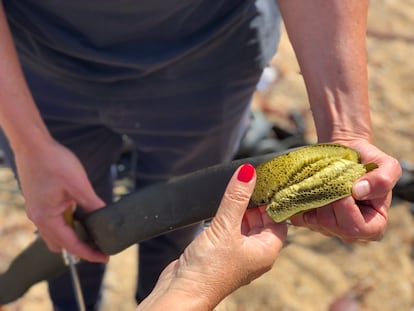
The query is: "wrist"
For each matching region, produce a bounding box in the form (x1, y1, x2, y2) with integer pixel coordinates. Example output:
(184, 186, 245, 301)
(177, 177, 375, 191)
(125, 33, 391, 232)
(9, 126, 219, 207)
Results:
(137, 286, 214, 311)
(8, 124, 54, 154)
(137, 264, 228, 311)
(310, 93, 373, 144)
(315, 118, 373, 144)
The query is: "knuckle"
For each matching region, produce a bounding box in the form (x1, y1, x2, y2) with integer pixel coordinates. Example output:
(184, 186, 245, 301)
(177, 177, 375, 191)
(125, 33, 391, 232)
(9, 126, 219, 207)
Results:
(342, 226, 362, 238)
(376, 172, 394, 187)
(318, 216, 337, 229)
(390, 157, 402, 173)
(340, 224, 384, 242)
(224, 188, 251, 204)
(26, 209, 41, 224)
(333, 223, 363, 241)
(377, 159, 402, 186)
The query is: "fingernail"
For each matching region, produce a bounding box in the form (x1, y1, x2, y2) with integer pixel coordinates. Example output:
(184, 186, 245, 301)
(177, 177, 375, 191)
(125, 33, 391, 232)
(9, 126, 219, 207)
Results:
(354, 180, 370, 199)
(237, 164, 255, 183)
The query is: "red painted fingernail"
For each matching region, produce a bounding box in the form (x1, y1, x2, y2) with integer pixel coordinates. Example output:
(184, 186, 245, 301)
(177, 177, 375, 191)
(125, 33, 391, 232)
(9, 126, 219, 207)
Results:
(237, 164, 255, 183)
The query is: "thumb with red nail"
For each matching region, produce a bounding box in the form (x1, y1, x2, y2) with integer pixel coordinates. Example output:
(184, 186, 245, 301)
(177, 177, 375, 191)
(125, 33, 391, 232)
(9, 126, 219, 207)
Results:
(136, 164, 287, 311)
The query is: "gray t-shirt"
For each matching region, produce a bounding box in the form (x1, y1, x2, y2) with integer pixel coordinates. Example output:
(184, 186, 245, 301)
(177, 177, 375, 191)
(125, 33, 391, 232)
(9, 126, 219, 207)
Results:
(4, 0, 281, 97)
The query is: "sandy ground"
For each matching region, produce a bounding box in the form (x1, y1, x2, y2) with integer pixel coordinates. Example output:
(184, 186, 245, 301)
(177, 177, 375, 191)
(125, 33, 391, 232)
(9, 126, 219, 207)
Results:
(1, 0, 414, 310)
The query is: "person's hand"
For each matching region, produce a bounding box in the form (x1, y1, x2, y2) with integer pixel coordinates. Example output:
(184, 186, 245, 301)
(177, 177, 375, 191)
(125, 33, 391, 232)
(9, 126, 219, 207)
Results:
(137, 164, 287, 311)
(290, 139, 401, 242)
(14, 138, 108, 262)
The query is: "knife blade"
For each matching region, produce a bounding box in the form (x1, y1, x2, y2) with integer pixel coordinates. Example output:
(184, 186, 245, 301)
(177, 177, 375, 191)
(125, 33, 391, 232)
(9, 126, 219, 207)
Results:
(63, 204, 86, 311)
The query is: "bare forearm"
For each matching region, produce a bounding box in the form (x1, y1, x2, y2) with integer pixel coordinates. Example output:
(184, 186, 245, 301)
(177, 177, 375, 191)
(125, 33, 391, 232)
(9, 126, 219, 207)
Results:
(278, 0, 372, 142)
(0, 2, 52, 153)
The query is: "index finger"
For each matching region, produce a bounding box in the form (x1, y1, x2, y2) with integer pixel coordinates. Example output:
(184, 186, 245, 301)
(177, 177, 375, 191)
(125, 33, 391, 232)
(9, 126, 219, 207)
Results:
(352, 144, 401, 200)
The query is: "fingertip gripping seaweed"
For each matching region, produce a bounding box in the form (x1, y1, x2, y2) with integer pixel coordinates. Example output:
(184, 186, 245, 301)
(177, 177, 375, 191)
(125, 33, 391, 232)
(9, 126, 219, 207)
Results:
(252, 143, 378, 222)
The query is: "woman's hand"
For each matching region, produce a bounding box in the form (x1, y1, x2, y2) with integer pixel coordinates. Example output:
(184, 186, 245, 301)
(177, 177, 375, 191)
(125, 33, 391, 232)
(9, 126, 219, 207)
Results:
(290, 140, 401, 242)
(278, 0, 401, 242)
(137, 164, 287, 311)
(0, 3, 108, 263)
(15, 138, 108, 262)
